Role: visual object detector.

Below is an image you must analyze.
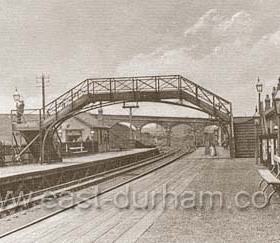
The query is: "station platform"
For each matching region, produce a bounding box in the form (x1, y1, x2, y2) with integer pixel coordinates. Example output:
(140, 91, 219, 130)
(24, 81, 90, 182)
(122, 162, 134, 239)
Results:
(0, 148, 158, 197)
(0, 148, 156, 179)
(3, 147, 280, 242)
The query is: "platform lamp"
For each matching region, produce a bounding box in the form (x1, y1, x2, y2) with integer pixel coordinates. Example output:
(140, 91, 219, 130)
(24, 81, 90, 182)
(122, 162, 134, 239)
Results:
(256, 77, 263, 113)
(90, 130, 95, 140)
(13, 88, 24, 124)
(13, 88, 20, 103)
(273, 87, 280, 156)
(90, 130, 95, 153)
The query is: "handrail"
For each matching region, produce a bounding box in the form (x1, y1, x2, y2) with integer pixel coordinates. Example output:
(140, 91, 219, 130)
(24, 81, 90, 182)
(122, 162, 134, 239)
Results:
(39, 75, 232, 124)
(180, 76, 230, 104)
(11, 109, 41, 124)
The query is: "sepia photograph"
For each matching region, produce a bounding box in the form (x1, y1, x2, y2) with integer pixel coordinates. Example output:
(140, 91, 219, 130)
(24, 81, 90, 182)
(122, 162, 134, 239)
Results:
(0, 0, 280, 242)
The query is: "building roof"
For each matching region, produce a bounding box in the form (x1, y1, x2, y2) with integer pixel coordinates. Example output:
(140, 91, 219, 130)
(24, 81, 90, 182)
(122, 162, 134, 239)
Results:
(0, 114, 13, 144)
(73, 113, 110, 129)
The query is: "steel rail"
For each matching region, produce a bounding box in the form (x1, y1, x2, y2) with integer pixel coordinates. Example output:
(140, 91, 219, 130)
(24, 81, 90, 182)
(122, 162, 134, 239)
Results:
(0, 150, 177, 217)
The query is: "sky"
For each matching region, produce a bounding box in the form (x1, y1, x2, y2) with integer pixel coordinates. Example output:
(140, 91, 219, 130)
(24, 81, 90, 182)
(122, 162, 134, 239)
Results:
(1, 0, 280, 117)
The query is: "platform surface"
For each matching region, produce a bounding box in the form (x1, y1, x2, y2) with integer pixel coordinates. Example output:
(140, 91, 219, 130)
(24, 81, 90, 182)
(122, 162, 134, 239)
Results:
(0, 148, 154, 179)
(3, 147, 280, 243)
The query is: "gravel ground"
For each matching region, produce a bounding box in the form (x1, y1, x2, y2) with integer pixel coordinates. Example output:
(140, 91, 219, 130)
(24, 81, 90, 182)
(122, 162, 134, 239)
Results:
(137, 154, 280, 243)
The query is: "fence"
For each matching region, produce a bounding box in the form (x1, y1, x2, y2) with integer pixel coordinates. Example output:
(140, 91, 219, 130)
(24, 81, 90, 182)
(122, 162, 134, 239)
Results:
(0, 141, 101, 166)
(0, 144, 33, 166)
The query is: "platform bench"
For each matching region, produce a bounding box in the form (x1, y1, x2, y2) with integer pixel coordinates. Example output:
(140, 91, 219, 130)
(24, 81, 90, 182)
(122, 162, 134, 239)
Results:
(258, 155, 280, 203)
(69, 146, 87, 154)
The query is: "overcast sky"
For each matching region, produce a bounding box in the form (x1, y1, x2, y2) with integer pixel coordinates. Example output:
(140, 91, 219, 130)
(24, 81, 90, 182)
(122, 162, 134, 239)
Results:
(1, 0, 280, 117)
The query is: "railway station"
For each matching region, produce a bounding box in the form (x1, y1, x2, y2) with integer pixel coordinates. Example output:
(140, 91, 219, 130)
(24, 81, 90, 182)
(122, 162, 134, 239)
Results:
(1, 1, 280, 242)
(0, 73, 280, 242)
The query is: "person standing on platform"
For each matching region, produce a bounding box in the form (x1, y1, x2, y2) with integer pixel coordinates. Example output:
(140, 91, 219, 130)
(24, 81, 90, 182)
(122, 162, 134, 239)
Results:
(85, 136, 92, 153)
(16, 97, 25, 124)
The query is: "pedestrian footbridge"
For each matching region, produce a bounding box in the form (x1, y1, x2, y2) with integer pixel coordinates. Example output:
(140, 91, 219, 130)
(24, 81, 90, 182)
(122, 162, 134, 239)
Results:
(11, 75, 233, 162)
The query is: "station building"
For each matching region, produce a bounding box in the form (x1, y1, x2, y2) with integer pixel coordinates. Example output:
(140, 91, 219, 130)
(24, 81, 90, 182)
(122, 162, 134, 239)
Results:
(59, 112, 110, 153)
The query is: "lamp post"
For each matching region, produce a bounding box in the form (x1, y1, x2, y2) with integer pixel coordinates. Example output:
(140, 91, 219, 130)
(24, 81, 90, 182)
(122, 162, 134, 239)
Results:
(273, 88, 280, 155)
(13, 88, 24, 124)
(256, 77, 263, 113)
(254, 110, 260, 164)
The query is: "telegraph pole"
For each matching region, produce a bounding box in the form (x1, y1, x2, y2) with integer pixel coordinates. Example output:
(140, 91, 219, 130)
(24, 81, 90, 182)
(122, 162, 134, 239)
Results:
(42, 74, 45, 119)
(36, 74, 49, 119)
(36, 74, 49, 164)
(122, 102, 139, 147)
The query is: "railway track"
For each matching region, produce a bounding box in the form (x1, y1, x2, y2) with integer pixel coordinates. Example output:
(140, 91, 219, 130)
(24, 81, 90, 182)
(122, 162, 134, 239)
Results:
(0, 147, 194, 239)
(0, 150, 175, 218)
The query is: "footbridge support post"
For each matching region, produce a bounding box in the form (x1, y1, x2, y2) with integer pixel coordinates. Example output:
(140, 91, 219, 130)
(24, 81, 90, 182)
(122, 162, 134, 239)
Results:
(229, 104, 235, 158)
(165, 125, 172, 147)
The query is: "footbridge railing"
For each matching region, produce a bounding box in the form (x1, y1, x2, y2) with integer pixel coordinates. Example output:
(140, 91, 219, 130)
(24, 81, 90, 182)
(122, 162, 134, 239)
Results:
(43, 75, 232, 124)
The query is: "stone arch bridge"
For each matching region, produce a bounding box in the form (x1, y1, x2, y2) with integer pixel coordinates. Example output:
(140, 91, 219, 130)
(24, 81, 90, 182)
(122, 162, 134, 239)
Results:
(84, 113, 221, 147)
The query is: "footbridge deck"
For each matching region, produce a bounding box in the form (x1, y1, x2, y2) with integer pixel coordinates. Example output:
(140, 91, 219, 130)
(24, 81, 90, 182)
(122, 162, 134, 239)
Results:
(13, 75, 232, 131)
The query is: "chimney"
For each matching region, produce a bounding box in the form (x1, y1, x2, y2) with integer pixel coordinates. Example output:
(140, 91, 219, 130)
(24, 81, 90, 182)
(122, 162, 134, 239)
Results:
(265, 94, 271, 111)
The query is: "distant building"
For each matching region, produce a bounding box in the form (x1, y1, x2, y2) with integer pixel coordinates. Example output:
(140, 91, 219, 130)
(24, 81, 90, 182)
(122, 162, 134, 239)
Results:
(172, 124, 196, 148)
(142, 123, 165, 136)
(109, 123, 131, 150)
(59, 112, 110, 153)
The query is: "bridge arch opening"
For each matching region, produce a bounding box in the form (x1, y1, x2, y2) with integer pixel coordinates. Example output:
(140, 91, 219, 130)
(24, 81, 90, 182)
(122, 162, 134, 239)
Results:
(171, 124, 195, 149)
(203, 124, 228, 148)
(140, 123, 166, 148)
(109, 122, 137, 150)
